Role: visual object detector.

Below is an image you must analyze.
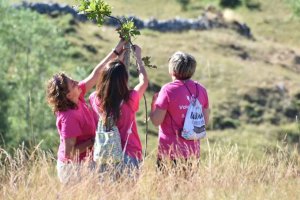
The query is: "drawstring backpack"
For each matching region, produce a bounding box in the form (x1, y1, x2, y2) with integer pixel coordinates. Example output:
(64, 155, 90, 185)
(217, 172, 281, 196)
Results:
(93, 98, 124, 164)
(169, 82, 206, 140)
(94, 115, 123, 163)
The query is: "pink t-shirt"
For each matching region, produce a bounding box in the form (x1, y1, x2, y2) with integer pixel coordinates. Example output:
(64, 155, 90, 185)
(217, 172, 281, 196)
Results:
(56, 82, 96, 163)
(89, 90, 143, 160)
(155, 79, 209, 159)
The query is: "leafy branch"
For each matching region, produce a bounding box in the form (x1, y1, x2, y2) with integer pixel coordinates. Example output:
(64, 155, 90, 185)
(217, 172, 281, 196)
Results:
(142, 56, 157, 69)
(116, 20, 140, 42)
(77, 0, 111, 26)
(76, 0, 156, 69)
(76, 0, 140, 42)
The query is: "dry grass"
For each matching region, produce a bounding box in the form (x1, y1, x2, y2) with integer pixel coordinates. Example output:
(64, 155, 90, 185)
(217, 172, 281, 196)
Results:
(1, 142, 299, 200)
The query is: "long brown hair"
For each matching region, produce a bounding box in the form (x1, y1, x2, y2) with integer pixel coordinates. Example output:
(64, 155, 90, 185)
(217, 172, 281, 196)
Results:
(46, 72, 77, 113)
(96, 60, 129, 127)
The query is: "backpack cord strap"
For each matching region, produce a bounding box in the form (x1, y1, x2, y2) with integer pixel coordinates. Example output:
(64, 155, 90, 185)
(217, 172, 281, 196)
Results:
(168, 82, 200, 137)
(122, 121, 133, 159)
(167, 111, 181, 136)
(183, 81, 199, 98)
(143, 93, 148, 158)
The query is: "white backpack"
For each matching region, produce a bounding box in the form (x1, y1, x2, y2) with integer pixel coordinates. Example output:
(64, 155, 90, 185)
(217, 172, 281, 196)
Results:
(93, 115, 123, 163)
(92, 98, 123, 164)
(181, 83, 206, 140)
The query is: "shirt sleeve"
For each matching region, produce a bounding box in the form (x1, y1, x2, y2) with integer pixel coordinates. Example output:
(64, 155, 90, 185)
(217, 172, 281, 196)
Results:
(89, 92, 99, 124)
(202, 87, 209, 109)
(60, 113, 81, 139)
(128, 90, 140, 112)
(155, 85, 169, 110)
(78, 81, 87, 100)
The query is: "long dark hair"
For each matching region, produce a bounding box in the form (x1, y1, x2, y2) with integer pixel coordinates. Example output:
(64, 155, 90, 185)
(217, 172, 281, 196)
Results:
(96, 60, 129, 127)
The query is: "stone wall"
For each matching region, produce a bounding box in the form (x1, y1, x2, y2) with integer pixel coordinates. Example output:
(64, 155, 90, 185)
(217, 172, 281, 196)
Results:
(14, 1, 253, 38)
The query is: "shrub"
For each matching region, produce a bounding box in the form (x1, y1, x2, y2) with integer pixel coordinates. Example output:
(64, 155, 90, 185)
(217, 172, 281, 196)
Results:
(0, 1, 68, 151)
(219, 0, 260, 9)
(176, 0, 190, 11)
(287, 0, 300, 17)
(219, 0, 241, 8)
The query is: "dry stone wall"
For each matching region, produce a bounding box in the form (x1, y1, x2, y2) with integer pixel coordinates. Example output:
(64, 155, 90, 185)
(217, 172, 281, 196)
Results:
(14, 1, 253, 38)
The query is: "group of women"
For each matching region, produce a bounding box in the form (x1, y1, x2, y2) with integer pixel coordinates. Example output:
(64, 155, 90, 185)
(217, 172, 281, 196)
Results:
(46, 38, 210, 183)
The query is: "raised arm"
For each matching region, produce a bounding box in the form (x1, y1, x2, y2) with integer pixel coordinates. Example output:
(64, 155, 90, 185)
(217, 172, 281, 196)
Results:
(133, 45, 149, 99)
(83, 39, 127, 92)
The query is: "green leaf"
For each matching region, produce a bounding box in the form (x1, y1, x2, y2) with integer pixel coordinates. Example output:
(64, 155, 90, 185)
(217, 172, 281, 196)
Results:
(116, 19, 140, 41)
(76, 0, 112, 26)
(142, 56, 157, 69)
(90, 0, 96, 10)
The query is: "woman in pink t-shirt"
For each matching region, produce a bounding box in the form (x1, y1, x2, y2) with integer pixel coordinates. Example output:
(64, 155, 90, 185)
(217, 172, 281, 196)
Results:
(89, 45, 148, 169)
(46, 39, 126, 183)
(150, 51, 210, 168)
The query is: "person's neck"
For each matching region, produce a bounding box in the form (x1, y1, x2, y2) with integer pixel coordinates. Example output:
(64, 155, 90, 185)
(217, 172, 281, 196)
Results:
(70, 97, 79, 105)
(172, 77, 190, 83)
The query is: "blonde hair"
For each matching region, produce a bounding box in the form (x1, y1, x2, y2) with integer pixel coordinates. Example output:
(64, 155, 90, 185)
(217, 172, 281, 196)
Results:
(168, 51, 196, 80)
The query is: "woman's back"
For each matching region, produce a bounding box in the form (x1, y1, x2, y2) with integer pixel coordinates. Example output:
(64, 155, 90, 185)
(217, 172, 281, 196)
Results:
(89, 90, 142, 160)
(92, 46, 148, 167)
(155, 79, 209, 159)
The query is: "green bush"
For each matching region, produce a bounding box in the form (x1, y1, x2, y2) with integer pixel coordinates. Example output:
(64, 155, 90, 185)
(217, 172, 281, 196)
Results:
(219, 0, 260, 9)
(0, 0, 68, 151)
(277, 123, 300, 146)
(176, 0, 190, 11)
(219, 0, 241, 8)
(287, 0, 300, 17)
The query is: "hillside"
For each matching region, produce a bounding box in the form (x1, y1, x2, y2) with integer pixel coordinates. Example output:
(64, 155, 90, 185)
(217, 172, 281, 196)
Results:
(2, 0, 300, 155)
(1, 0, 300, 199)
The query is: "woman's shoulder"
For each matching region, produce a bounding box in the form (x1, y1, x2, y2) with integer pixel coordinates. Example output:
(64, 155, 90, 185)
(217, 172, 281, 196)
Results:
(56, 109, 79, 121)
(128, 89, 139, 100)
(89, 91, 97, 101)
(122, 90, 139, 112)
(88, 91, 100, 112)
(129, 89, 138, 95)
(160, 82, 177, 91)
(78, 81, 87, 99)
(192, 80, 207, 91)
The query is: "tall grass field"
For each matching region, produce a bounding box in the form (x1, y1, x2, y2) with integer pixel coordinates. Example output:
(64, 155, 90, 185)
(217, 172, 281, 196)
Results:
(1, 142, 299, 200)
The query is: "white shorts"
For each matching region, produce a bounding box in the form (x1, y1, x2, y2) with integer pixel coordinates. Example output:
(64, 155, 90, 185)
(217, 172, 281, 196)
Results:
(57, 160, 80, 184)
